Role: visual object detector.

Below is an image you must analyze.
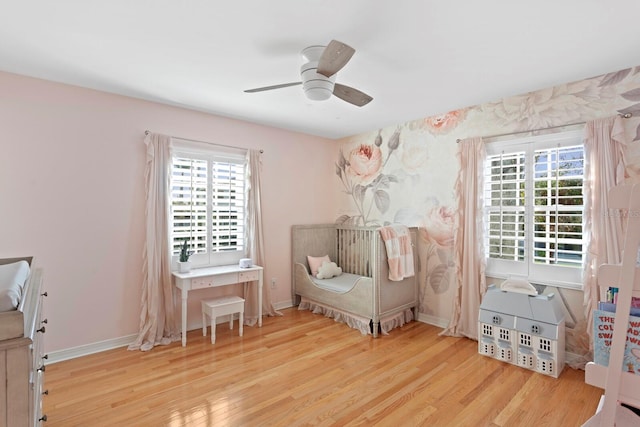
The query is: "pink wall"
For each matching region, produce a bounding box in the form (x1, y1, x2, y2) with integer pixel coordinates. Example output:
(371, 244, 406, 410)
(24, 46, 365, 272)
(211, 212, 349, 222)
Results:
(0, 71, 337, 353)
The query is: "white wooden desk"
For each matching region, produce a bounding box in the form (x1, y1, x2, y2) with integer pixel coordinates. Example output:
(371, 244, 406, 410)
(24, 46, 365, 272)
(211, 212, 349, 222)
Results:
(172, 264, 263, 347)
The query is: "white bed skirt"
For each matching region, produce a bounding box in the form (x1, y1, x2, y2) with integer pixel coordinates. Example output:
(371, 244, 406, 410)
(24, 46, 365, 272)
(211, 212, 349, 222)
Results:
(298, 297, 414, 336)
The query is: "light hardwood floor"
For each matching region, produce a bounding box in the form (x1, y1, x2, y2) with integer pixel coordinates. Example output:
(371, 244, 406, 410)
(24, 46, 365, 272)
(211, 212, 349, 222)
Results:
(43, 308, 603, 426)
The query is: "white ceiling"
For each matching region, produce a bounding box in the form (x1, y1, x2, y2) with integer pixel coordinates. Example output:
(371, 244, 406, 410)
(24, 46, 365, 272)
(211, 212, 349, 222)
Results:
(1, 1, 640, 139)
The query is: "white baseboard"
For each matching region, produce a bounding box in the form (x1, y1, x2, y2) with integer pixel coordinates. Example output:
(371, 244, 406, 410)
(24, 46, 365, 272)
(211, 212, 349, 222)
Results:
(566, 351, 580, 361)
(47, 334, 137, 364)
(47, 316, 247, 364)
(417, 313, 449, 329)
(273, 300, 295, 311)
(47, 303, 298, 364)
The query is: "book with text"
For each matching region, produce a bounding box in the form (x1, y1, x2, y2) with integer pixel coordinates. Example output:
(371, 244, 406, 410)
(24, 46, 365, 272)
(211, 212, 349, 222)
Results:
(593, 309, 640, 375)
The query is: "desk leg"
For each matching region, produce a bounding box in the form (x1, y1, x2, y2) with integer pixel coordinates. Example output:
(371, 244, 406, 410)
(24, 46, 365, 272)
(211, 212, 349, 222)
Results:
(258, 272, 263, 327)
(181, 288, 188, 347)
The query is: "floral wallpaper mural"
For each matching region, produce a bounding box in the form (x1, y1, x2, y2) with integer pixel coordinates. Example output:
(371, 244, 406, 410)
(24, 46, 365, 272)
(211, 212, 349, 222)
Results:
(335, 128, 402, 226)
(334, 65, 640, 364)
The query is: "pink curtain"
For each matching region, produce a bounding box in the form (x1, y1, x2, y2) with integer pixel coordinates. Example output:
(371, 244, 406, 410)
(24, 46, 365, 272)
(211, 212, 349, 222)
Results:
(441, 137, 486, 339)
(582, 116, 627, 353)
(129, 133, 180, 351)
(244, 149, 281, 325)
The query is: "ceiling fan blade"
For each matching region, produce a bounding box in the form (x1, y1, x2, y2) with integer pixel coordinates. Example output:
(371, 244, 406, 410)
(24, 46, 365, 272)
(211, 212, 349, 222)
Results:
(333, 83, 373, 107)
(317, 40, 355, 78)
(244, 82, 302, 93)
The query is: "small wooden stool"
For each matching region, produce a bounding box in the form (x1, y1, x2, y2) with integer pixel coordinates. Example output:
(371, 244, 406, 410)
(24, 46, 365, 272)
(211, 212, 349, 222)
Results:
(201, 296, 245, 344)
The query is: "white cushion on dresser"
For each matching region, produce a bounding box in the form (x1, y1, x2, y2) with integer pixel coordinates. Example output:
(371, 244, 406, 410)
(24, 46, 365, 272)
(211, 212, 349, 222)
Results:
(0, 261, 30, 311)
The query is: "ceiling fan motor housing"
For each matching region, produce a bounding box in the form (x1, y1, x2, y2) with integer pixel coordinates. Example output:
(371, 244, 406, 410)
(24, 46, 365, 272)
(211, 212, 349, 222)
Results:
(244, 41, 371, 107)
(300, 46, 335, 101)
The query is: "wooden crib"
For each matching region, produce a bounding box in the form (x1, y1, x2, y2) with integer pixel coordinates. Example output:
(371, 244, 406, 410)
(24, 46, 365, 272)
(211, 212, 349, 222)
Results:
(292, 224, 419, 337)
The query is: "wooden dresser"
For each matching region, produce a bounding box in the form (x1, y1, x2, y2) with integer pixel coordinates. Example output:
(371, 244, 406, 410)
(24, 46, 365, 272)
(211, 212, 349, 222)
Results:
(0, 257, 47, 426)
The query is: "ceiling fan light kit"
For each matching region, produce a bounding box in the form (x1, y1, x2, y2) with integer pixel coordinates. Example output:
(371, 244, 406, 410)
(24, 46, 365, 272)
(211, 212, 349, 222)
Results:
(301, 46, 336, 101)
(244, 40, 372, 107)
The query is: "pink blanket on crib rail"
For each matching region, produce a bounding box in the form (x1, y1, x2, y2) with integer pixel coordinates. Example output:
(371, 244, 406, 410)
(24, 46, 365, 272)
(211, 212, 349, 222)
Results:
(379, 225, 414, 281)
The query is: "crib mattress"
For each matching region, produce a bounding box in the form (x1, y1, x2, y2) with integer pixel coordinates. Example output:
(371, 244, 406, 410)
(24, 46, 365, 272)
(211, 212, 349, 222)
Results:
(0, 260, 30, 312)
(311, 272, 368, 293)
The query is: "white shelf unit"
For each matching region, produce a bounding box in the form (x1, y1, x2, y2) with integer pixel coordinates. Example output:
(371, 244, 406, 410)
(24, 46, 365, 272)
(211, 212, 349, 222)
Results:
(583, 182, 640, 427)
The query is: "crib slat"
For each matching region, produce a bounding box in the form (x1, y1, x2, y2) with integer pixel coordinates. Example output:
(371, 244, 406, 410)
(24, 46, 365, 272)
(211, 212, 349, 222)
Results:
(335, 225, 376, 276)
(357, 229, 361, 274)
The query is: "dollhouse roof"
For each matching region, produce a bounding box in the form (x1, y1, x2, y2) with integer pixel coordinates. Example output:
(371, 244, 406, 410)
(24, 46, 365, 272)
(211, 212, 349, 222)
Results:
(480, 284, 565, 326)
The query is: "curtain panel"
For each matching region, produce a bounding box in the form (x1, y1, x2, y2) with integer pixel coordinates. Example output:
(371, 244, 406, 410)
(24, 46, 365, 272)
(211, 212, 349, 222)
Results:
(582, 116, 628, 360)
(441, 137, 487, 339)
(244, 149, 281, 325)
(129, 133, 180, 351)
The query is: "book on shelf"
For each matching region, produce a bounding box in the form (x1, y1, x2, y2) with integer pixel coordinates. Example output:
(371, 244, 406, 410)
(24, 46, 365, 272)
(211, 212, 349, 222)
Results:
(598, 301, 640, 317)
(593, 308, 640, 375)
(603, 286, 640, 307)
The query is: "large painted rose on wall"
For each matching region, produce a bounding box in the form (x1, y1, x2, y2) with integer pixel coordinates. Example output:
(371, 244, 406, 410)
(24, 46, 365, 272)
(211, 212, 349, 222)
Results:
(415, 201, 457, 299)
(336, 129, 404, 226)
(423, 109, 467, 134)
(346, 144, 383, 185)
(400, 133, 429, 173)
(421, 205, 456, 247)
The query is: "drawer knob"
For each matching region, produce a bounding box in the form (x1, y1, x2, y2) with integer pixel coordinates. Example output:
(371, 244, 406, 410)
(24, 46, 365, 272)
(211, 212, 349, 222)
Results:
(43, 389, 49, 395)
(38, 365, 46, 372)
(42, 318, 48, 324)
(39, 414, 48, 422)
(37, 326, 46, 333)
(43, 354, 49, 360)
(42, 292, 48, 297)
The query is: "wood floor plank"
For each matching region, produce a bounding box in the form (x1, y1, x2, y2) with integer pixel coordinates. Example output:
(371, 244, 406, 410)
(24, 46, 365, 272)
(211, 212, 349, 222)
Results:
(43, 307, 603, 426)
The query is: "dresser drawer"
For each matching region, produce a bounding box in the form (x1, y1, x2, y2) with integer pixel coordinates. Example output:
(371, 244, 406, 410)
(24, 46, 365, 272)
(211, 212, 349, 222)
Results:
(190, 272, 239, 289)
(239, 270, 259, 282)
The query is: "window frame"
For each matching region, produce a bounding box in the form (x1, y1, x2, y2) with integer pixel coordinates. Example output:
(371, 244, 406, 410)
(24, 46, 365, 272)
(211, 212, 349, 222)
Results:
(170, 138, 248, 269)
(483, 129, 585, 289)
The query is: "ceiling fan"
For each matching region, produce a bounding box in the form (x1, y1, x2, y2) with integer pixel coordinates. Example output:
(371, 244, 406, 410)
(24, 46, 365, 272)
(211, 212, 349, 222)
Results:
(244, 40, 373, 107)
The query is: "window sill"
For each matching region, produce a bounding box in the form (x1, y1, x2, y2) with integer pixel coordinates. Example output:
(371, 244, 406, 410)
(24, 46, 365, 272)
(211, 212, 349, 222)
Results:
(485, 271, 584, 291)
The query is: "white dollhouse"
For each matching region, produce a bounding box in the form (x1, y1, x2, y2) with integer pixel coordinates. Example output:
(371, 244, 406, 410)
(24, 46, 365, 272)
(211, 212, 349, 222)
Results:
(478, 282, 566, 378)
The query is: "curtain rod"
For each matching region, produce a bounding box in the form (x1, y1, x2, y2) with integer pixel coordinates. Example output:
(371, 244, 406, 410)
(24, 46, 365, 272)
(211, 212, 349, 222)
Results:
(456, 112, 633, 143)
(144, 130, 263, 153)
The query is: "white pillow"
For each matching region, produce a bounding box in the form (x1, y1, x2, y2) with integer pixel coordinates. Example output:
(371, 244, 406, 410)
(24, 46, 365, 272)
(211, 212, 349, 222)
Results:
(0, 261, 30, 311)
(307, 255, 330, 277)
(316, 261, 343, 280)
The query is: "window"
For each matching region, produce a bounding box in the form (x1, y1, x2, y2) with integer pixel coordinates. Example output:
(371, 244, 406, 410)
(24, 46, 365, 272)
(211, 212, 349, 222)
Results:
(170, 139, 247, 267)
(484, 130, 585, 288)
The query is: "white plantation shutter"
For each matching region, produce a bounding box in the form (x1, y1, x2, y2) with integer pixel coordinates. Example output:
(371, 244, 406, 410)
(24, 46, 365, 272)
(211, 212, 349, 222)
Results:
(170, 139, 247, 267)
(532, 145, 584, 268)
(484, 130, 585, 287)
(210, 160, 245, 252)
(171, 157, 208, 256)
(484, 151, 526, 263)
